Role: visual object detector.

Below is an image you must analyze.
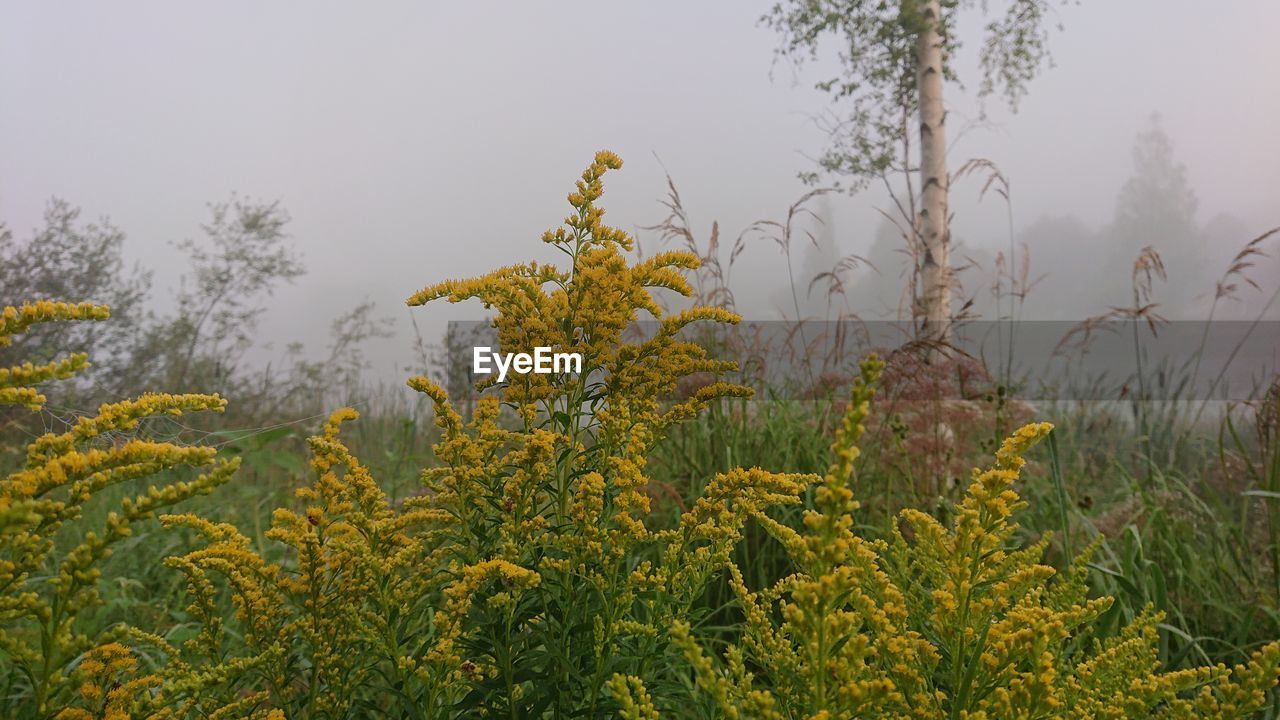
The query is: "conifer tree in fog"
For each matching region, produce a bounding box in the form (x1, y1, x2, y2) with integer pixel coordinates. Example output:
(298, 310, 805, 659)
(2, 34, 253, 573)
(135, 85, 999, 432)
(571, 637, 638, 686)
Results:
(1107, 114, 1204, 317)
(764, 0, 1070, 343)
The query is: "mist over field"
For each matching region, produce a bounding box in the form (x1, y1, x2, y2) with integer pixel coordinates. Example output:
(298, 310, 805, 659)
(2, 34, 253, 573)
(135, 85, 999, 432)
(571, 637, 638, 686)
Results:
(8, 4, 1280, 718)
(3, 1, 1278, 386)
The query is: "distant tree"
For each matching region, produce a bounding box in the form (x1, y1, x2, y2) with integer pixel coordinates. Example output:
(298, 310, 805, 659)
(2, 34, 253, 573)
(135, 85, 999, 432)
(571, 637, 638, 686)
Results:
(0, 200, 152, 398)
(1106, 115, 1204, 317)
(797, 195, 842, 319)
(849, 216, 916, 320)
(951, 237, 996, 319)
(0, 195, 408, 435)
(764, 0, 1070, 342)
(285, 299, 396, 409)
(141, 196, 304, 393)
(1016, 213, 1100, 319)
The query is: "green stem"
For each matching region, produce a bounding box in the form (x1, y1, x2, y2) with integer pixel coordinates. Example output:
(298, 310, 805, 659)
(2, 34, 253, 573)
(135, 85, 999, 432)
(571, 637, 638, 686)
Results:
(1047, 430, 1073, 563)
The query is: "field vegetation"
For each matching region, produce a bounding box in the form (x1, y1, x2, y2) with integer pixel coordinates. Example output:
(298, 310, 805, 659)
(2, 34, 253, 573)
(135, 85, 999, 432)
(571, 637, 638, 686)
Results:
(2, 152, 1279, 718)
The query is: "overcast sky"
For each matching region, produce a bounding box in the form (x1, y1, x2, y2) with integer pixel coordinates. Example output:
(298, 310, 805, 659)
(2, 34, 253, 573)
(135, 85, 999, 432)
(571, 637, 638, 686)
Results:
(3, 1, 1278, 380)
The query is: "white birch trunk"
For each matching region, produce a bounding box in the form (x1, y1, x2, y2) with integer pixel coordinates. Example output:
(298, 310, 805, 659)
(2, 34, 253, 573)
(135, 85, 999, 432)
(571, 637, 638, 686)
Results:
(915, 0, 951, 346)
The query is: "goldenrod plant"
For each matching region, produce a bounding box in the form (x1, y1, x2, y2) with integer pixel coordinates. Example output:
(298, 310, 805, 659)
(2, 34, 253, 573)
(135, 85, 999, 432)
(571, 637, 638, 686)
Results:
(645, 355, 1280, 719)
(0, 301, 237, 719)
(402, 151, 808, 716)
(126, 408, 443, 718)
(122, 152, 807, 717)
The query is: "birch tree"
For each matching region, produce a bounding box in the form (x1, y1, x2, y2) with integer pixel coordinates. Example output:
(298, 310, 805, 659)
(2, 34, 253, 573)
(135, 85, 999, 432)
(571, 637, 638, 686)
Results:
(765, 0, 1067, 342)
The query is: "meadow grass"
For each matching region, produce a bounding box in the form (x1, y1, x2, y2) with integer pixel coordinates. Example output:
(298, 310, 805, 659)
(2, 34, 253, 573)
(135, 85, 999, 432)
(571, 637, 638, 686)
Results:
(3, 154, 1278, 717)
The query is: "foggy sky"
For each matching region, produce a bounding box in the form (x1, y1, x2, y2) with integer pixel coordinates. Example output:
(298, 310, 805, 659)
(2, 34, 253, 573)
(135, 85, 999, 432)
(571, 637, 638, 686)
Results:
(3, 1, 1278, 381)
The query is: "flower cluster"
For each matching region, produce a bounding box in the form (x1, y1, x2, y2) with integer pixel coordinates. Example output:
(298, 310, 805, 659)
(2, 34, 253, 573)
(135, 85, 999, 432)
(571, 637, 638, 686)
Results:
(128, 408, 452, 716)
(108, 153, 807, 717)
(0, 302, 235, 719)
(649, 359, 1280, 718)
(403, 151, 805, 716)
(53, 643, 158, 720)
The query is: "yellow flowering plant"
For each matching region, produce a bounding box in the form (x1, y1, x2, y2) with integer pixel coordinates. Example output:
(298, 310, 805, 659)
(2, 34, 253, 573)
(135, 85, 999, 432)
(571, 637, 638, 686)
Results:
(109, 152, 805, 718)
(0, 301, 236, 720)
(402, 151, 809, 716)
(631, 355, 1280, 719)
(119, 407, 447, 718)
